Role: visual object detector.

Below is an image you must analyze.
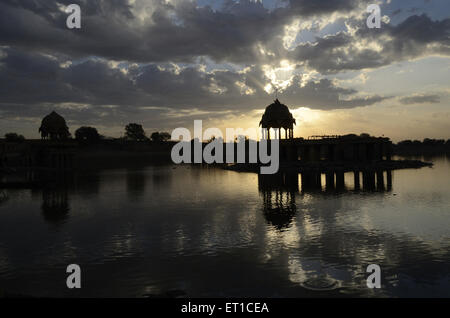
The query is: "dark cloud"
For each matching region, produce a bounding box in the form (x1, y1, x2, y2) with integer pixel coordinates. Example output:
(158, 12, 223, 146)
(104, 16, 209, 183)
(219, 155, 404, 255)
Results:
(278, 77, 389, 109)
(0, 0, 285, 63)
(0, 1, 447, 70)
(389, 13, 450, 43)
(399, 94, 441, 105)
(0, 0, 372, 64)
(0, 47, 387, 122)
(286, 0, 360, 16)
(290, 32, 387, 73)
(290, 14, 450, 73)
(392, 9, 402, 16)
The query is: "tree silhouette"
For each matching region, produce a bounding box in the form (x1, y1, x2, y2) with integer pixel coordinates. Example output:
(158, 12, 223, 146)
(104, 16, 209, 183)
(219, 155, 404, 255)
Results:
(150, 131, 171, 142)
(125, 123, 147, 141)
(4, 132, 25, 142)
(75, 126, 100, 142)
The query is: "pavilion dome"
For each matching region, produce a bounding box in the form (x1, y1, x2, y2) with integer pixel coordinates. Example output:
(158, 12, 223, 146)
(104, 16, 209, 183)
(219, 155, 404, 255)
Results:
(39, 111, 70, 139)
(259, 99, 296, 129)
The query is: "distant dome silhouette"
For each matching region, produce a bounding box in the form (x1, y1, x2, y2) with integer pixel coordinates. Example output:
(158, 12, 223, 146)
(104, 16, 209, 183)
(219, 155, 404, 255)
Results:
(39, 111, 70, 140)
(259, 99, 296, 139)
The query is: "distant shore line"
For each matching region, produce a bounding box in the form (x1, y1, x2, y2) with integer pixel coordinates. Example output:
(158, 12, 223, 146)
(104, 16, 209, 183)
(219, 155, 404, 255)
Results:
(1, 138, 445, 172)
(223, 159, 433, 174)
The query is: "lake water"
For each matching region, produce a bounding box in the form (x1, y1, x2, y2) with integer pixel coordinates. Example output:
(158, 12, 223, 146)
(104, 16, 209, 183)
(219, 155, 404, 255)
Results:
(0, 156, 449, 297)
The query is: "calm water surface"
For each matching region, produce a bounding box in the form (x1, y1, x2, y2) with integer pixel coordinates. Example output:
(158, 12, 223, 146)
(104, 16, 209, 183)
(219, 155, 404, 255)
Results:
(0, 156, 449, 297)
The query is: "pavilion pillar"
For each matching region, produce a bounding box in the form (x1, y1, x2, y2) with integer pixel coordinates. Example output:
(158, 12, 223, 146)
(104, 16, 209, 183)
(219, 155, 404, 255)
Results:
(354, 170, 360, 190)
(325, 172, 335, 190)
(336, 170, 345, 189)
(362, 170, 375, 190)
(386, 170, 392, 191)
(376, 170, 385, 190)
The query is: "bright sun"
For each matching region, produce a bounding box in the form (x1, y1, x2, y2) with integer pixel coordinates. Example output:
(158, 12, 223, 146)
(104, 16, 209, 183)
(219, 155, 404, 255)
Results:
(263, 60, 296, 94)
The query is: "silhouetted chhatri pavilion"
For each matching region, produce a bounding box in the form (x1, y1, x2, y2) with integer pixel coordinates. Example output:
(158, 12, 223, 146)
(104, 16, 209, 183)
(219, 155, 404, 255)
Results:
(259, 99, 295, 139)
(37, 111, 74, 169)
(39, 111, 70, 140)
(258, 99, 393, 163)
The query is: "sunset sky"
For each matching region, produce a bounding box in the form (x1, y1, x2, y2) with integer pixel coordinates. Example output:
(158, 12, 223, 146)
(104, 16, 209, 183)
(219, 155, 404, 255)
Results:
(0, 0, 449, 142)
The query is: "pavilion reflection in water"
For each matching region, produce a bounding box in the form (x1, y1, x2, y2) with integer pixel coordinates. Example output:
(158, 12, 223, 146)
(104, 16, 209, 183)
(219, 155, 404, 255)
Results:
(258, 173, 298, 230)
(36, 171, 73, 225)
(41, 187, 70, 224)
(258, 169, 392, 230)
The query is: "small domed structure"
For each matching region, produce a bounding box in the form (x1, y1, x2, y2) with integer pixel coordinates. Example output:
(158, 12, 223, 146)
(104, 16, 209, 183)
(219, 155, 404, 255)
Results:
(259, 99, 296, 139)
(39, 111, 70, 140)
